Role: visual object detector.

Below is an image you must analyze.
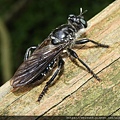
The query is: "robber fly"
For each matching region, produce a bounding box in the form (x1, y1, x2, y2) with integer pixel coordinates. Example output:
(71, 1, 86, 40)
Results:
(10, 8, 109, 102)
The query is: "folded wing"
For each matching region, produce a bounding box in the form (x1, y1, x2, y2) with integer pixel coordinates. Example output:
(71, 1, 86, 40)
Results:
(11, 43, 64, 88)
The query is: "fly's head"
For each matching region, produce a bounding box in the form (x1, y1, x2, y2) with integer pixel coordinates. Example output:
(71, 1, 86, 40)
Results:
(68, 8, 87, 32)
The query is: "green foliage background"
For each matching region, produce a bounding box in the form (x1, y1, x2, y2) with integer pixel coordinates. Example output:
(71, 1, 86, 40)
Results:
(0, 0, 114, 85)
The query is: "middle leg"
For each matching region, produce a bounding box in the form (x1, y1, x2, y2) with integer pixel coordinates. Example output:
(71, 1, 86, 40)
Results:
(67, 48, 100, 81)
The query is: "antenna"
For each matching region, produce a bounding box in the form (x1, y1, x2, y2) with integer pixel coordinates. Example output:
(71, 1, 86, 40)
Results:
(79, 8, 87, 16)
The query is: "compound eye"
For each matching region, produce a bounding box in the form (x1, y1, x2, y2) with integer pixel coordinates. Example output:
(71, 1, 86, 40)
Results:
(80, 18, 87, 28)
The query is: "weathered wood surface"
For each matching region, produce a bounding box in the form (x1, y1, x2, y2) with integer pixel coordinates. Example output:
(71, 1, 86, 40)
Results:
(0, 0, 120, 118)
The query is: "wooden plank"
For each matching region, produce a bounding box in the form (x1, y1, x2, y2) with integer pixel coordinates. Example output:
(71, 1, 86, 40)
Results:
(0, 0, 120, 117)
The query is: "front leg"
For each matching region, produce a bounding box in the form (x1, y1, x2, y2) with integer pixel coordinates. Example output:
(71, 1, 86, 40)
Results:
(67, 48, 100, 81)
(75, 38, 109, 48)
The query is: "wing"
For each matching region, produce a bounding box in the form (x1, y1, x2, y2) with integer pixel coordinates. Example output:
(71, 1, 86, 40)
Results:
(11, 42, 66, 88)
